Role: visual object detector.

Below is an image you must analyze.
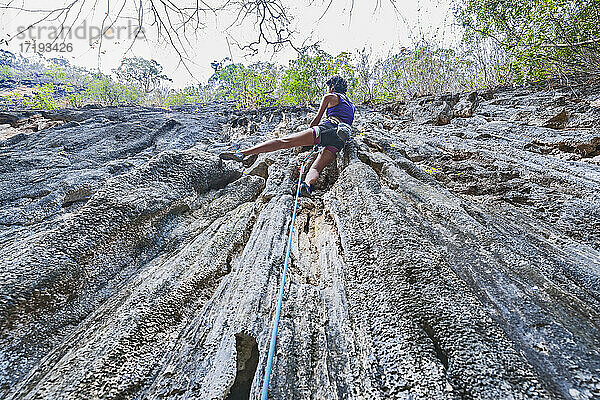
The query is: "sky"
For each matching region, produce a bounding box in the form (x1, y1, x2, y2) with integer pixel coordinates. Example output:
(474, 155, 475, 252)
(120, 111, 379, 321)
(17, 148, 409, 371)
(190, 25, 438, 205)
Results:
(0, 0, 459, 87)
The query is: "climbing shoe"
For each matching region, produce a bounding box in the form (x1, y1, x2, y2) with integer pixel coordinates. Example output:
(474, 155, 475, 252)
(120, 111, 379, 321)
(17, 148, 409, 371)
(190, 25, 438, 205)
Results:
(219, 151, 257, 167)
(291, 182, 312, 197)
(219, 151, 245, 162)
(241, 154, 258, 167)
(299, 182, 313, 197)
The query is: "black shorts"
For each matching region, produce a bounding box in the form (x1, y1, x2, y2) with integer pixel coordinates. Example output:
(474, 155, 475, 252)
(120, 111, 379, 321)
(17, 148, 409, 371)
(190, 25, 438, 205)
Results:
(313, 120, 346, 154)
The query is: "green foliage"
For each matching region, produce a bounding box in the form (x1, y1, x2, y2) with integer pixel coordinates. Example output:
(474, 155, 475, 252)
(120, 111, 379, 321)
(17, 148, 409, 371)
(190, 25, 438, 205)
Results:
(45, 66, 66, 82)
(65, 82, 88, 108)
(0, 94, 14, 107)
(85, 74, 144, 106)
(162, 87, 205, 106)
(114, 57, 172, 93)
(455, 39, 512, 89)
(379, 47, 459, 100)
(353, 48, 377, 103)
(3, 92, 23, 107)
(279, 46, 357, 106)
(352, 43, 510, 102)
(457, 0, 600, 82)
(211, 61, 280, 108)
(0, 40, 518, 111)
(208, 48, 358, 108)
(0, 66, 16, 81)
(22, 83, 59, 110)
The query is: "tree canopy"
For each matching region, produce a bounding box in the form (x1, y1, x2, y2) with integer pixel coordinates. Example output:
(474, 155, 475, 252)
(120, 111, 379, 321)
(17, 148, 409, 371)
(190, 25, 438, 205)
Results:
(457, 0, 600, 82)
(114, 57, 171, 93)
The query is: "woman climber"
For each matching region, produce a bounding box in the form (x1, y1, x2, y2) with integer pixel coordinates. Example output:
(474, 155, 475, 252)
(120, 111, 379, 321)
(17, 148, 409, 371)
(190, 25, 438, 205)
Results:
(219, 75, 355, 197)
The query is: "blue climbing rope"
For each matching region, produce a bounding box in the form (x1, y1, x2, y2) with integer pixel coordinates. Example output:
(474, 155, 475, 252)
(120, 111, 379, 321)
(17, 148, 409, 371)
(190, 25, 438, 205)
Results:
(261, 145, 318, 400)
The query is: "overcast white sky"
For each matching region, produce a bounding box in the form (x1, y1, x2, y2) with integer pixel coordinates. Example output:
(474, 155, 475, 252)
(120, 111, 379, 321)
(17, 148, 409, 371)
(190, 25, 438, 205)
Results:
(0, 0, 459, 87)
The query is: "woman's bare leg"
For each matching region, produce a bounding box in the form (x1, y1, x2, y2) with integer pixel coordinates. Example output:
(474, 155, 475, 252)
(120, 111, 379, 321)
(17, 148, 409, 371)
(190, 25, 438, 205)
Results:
(305, 148, 336, 185)
(241, 128, 316, 156)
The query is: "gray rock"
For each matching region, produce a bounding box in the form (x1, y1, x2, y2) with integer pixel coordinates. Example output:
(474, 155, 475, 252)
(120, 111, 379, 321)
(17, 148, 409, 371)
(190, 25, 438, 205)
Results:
(1, 82, 600, 400)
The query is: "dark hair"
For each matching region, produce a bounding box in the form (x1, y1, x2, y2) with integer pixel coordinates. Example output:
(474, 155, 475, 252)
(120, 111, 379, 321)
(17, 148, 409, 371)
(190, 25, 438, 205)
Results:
(326, 75, 347, 93)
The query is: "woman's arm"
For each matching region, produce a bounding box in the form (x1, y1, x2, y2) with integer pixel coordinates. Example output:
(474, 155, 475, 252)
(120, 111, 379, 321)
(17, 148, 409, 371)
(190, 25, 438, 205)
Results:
(310, 94, 336, 127)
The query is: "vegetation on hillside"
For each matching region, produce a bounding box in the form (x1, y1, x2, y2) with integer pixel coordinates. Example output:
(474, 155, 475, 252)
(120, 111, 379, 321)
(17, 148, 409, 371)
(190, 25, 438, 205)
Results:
(457, 0, 600, 82)
(0, 41, 510, 110)
(2, 0, 599, 111)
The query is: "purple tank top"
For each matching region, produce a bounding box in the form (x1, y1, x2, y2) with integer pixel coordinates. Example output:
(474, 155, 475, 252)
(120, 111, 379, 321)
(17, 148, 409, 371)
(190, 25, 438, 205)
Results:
(326, 93, 355, 125)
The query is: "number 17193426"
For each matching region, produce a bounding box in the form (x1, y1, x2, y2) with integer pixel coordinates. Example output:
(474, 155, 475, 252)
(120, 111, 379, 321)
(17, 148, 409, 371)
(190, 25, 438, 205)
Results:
(20, 41, 73, 53)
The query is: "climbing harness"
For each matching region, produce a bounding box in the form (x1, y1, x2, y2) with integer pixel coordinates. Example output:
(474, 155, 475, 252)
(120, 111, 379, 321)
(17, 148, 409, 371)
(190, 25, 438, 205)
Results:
(261, 145, 318, 400)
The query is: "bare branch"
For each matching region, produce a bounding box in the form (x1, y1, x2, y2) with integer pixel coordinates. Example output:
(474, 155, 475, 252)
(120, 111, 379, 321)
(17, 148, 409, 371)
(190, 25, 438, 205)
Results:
(0, 0, 401, 78)
(540, 37, 600, 48)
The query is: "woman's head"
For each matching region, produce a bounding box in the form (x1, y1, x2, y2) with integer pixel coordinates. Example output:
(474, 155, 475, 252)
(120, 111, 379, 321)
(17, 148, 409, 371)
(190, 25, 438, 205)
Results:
(326, 75, 347, 94)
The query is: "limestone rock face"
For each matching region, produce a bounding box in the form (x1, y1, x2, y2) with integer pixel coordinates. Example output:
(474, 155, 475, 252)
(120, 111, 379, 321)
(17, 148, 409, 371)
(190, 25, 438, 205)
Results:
(0, 84, 599, 400)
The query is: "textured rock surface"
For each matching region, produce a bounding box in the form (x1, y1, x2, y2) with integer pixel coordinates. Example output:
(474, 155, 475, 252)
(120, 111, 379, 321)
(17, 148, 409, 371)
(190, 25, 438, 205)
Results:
(0, 82, 599, 400)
